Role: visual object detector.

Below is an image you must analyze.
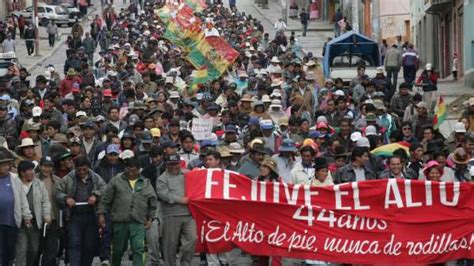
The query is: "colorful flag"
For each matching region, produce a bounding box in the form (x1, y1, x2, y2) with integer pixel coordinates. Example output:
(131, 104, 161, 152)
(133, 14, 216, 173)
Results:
(190, 68, 209, 91)
(370, 141, 411, 158)
(433, 95, 446, 130)
(186, 36, 238, 74)
(182, 0, 207, 12)
(155, 4, 174, 24)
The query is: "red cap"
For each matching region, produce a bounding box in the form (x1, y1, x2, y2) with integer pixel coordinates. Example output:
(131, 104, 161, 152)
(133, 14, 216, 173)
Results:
(316, 121, 328, 129)
(103, 89, 112, 97)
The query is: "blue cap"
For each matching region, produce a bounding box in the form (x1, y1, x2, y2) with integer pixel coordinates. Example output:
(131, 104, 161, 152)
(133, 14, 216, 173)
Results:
(279, 139, 297, 152)
(225, 124, 237, 133)
(201, 139, 217, 148)
(249, 117, 260, 125)
(309, 130, 321, 139)
(106, 144, 120, 154)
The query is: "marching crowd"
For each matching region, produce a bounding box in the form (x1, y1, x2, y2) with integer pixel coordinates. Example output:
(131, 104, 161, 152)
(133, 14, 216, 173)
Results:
(0, 0, 474, 265)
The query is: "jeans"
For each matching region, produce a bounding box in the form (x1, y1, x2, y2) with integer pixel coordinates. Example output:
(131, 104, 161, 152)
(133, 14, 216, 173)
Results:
(15, 224, 41, 266)
(48, 34, 55, 47)
(26, 40, 34, 55)
(99, 213, 112, 262)
(385, 66, 400, 91)
(67, 213, 99, 266)
(403, 65, 416, 85)
(302, 23, 308, 36)
(40, 220, 60, 266)
(0, 225, 18, 266)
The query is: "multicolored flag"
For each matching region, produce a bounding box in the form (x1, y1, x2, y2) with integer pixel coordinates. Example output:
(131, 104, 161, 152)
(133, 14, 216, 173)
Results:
(370, 141, 411, 158)
(182, 0, 207, 12)
(433, 95, 447, 130)
(186, 36, 239, 74)
(190, 68, 209, 91)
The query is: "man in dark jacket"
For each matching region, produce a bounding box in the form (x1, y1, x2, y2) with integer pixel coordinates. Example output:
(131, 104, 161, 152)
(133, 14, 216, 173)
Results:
(334, 146, 377, 183)
(94, 144, 125, 183)
(300, 8, 309, 37)
(55, 156, 106, 266)
(98, 156, 157, 266)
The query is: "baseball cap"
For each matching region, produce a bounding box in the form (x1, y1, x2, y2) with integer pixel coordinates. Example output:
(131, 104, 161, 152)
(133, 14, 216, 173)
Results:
(454, 122, 466, 133)
(356, 137, 370, 148)
(106, 144, 120, 155)
(150, 128, 161, 138)
(164, 153, 181, 164)
(350, 132, 362, 142)
(40, 156, 54, 166)
(32, 106, 42, 117)
(161, 139, 179, 149)
(260, 119, 274, 130)
(365, 125, 378, 136)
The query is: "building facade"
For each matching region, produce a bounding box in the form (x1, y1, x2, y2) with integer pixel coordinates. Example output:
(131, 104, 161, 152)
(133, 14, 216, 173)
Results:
(411, 0, 474, 87)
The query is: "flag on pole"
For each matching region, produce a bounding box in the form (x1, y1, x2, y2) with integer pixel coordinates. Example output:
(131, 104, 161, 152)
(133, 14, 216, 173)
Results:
(182, 0, 207, 12)
(433, 95, 447, 130)
(186, 36, 239, 75)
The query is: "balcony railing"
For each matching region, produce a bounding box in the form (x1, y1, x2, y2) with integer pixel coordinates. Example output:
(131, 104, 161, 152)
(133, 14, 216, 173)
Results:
(425, 0, 452, 12)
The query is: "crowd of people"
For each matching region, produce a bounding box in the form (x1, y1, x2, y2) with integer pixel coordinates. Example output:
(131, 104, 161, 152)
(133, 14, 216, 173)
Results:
(0, 0, 474, 265)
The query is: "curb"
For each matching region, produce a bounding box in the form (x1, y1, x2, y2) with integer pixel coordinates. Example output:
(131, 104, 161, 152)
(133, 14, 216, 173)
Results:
(26, 5, 99, 73)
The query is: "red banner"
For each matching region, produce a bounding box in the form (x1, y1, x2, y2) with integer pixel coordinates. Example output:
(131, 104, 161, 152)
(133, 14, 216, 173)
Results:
(185, 169, 474, 264)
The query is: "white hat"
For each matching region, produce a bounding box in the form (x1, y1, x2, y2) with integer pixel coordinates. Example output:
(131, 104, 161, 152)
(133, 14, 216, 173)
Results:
(316, 116, 328, 124)
(426, 63, 432, 70)
(271, 79, 283, 87)
(365, 125, 379, 136)
(350, 132, 362, 142)
(238, 70, 249, 78)
(271, 90, 282, 98)
(270, 56, 281, 63)
(470, 165, 474, 177)
(169, 91, 180, 99)
(454, 122, 466, 133)
(17, 138, 37, 148)
(261, 95, 272, 103)
(269, 99, 282, 109)
(76, 111, 87, 117)
(376, 67, 384, 74)
(334, 90, 345, 97)
(165, 77, 174, 84)
(229, 142, 245, 154)
(356, 137, 370, 148)
(119, 149, 135, 160)
(32, 106, 42, 117)
(305, 60, 316, 67)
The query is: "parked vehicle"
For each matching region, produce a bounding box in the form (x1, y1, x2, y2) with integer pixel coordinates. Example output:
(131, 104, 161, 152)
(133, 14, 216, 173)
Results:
(11, 3, 70, 27)
(0, 52, 20, 89)
(61, 3, 82, 25)
(323, 31, 380, 84)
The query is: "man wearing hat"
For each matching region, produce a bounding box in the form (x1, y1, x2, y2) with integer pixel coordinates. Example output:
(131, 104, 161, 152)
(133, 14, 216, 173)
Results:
(238, 142, 266, 179)
(451, 148, 471, 182)
(0, 150, 32, 266)
(219, 124, 239, 148)
(25, 122, 50, 159)
(98, 156, 157, 266)
(16, 137, 40, 162)
(94, 144, 125, 184)
(15, 160, 51, 266)
(55, 156, 106, 265)
(268, 99, 286, 124)
(156, 153, 197, 266)
(412, 102, 433, 140)
(272, 138, 297, 183)
(36, 156, 62, 266)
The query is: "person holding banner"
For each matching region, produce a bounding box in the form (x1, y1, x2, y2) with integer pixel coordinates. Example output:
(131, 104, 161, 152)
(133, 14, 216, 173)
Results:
(238, 142, 267, 179)
(156, 153, 197, 266)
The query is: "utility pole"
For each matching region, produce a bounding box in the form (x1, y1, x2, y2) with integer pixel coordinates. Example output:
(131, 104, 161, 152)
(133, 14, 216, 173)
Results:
(34, 0, 40, 56)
